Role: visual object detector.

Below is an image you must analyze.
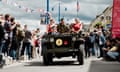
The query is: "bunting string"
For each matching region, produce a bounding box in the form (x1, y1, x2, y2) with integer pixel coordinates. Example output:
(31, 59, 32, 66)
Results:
(0, 0, 45, 13)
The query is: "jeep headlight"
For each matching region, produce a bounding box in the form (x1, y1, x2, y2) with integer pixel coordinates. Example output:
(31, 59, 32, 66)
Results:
(72, 37, 76, 41)
(50, 38, 54, 42)
(56, 39, 63, 46)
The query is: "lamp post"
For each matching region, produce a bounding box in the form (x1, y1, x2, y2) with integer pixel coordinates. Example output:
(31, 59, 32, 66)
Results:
(58, 0, 60, 23)
(51, 0, 67, 23)
(46, 0, 49, 24)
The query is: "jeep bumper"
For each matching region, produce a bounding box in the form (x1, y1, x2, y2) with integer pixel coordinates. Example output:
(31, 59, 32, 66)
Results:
(47, 48, 79, 53)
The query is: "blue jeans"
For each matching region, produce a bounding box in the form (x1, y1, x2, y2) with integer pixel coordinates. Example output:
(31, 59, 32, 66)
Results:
(0, 40, 2, 53)
(0, 40, 5, 54)
(21, 42, 32, 59)
(2, 40, 9, 56)
(10, 49, 16, 60)
(107, 51, 119, 59)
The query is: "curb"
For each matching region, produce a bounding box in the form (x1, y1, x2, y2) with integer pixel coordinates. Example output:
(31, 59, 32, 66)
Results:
(2, 59, 38, 69)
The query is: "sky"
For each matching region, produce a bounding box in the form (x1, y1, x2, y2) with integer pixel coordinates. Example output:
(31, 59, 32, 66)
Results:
(0, 0, 113, 31)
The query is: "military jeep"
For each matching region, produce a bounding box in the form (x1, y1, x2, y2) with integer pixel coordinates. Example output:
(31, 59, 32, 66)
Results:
(41, 33, 84, 65)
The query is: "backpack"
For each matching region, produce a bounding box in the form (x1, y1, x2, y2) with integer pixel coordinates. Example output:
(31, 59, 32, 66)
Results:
(17, 28, 25, 41)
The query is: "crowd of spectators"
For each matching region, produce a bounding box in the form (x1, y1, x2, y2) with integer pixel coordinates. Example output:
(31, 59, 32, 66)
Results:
(0, 14, 41, 63)
(83, 24, 120, 62)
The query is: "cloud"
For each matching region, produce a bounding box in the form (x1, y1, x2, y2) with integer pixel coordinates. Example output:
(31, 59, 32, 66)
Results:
(81, 0, 112, 5)
(0, 0, 113, 25)
(50, 0, 111, 23)
(60, 0, 112, 5)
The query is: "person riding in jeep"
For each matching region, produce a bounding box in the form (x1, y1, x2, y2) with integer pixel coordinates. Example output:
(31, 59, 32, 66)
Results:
(57, 18, 69, 33)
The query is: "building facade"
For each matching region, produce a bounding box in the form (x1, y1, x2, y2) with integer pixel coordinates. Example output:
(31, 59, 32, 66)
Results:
(89, 5, 112, 32)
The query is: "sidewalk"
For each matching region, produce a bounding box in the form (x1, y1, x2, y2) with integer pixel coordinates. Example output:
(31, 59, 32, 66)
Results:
(1, 55, 41, 69)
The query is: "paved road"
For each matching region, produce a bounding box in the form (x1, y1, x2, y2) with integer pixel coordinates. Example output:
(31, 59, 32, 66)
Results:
(89, 60, 120, 72)
(0, 57, 120, 72)
(0, 56, 95, 72)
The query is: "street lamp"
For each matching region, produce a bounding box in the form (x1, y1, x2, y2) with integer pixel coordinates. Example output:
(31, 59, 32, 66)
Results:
(46, 0, 49, 24)
(51, 0, 61, 23)
(51, 0, 67, 23)
(58, 0, 60, 23)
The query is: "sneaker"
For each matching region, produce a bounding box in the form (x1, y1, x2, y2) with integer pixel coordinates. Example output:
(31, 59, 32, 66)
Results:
(19, 56, 24, 60)
(97, 56, 102, 58)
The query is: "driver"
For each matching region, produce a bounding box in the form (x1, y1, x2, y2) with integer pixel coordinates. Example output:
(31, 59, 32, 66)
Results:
(57, 18, 69, 33)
